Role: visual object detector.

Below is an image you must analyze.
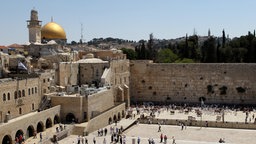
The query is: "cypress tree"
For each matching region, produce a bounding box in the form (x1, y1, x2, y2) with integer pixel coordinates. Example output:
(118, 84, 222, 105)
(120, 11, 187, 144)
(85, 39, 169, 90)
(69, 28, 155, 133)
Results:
(222, 29, 226, 48)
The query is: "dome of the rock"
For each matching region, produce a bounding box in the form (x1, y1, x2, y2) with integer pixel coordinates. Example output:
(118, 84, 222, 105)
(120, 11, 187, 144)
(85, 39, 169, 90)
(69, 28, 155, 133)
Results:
(41, 22, 66, 40)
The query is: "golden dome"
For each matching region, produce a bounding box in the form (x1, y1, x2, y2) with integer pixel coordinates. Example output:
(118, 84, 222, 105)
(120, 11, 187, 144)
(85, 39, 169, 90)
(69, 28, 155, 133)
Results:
(41, 22, 66, 39)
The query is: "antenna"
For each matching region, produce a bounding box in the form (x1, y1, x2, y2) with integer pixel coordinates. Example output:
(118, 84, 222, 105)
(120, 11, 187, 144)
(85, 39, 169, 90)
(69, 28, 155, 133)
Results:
(80, 23, 85, 43)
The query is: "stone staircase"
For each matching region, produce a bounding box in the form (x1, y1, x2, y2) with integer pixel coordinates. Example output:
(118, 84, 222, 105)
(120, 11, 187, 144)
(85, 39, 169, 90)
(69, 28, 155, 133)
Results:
(39, 96, 51, 111)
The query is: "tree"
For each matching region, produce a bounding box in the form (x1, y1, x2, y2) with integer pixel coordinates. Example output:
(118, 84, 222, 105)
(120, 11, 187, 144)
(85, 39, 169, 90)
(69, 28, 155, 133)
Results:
(175, 58, 195, 63)
(231, 48, 247, 62)
(136, 40, 147, 60)
(71, 41, 77, 45)
(188, 35, 199, 60)
(155, 48, 178, 63)
(121, 48, 137, 60)
(201, 37, 217, 63)
(184, 34, 189, 58)
(147, 33, 157, 61)
(222, 29, 226, 48)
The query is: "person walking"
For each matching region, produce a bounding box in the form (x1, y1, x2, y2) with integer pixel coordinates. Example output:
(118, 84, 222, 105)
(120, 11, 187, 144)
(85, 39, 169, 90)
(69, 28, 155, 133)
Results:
(81, 136, 84, 144)
(137, 137, 141, 144)
(160, 133, 163, 143)
(77, 135, 81, 144)
(164, 135, 167, 144)
(172, 136, 176, 144)
(39, 132, 42, 142)
(104, 128, 108, 136)
(158, 124, 161, 132)
(33, 131, 37, 138)
(123, 135, 126, 144)
(103, 138, 106, 144)
(85, 138, 88, 144)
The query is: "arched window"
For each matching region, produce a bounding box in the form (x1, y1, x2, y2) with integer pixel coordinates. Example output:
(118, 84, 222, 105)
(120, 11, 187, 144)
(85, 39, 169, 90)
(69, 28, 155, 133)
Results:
(14, 91, 17, 99)
(28, 88, 31, 95)
(19, 108, 22, 114)
(3, 93, 6, 101)
(18, 90, 21, 98)
(32, 88, 34, 94)
(7, 93, 10, 100)
(22, 90, 25, 97)
(35, 87, 37, 93)
(32, 103, 34, 110)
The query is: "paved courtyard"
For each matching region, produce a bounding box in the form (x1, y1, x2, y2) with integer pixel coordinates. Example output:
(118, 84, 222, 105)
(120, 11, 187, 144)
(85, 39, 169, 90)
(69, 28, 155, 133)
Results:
(26, 107, 256, 144)
(57, 123, 255, 144)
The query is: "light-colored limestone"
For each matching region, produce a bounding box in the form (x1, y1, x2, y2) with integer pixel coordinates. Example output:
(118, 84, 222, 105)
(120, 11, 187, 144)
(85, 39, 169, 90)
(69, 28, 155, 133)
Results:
(130, 61, 256, 105)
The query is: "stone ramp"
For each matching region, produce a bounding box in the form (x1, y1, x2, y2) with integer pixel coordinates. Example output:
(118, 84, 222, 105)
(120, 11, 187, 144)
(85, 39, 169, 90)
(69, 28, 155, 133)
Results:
(58, 118, 137, 143)
(72, 122, 88, 135)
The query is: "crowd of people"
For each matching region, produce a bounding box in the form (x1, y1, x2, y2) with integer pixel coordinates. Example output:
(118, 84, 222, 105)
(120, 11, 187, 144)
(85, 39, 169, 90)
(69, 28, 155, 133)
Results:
(128, 103, 256, 125)
(15, 134, 25, 144)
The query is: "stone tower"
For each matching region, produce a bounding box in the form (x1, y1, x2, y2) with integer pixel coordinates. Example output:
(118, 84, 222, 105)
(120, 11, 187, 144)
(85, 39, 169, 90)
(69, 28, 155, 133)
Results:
(27, 9, 42, 43)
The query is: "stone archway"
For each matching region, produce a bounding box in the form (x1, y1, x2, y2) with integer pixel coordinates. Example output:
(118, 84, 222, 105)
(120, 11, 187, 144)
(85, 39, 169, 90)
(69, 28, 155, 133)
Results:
(118, 112, 121, 120)
(2, 135, 12, 144)
(15, 129, 24, 139)
(26, 125, 35, 138)
(108, 117, 112, 124)
(122, 110, 125, 118)
(15, 129, 24, 143)
(37, 121, 44, 132)
(66, 113, 76, 123)
(113, 115, 117, 122)
(54, 115, 60, 124)
(46, 118, 53, 128)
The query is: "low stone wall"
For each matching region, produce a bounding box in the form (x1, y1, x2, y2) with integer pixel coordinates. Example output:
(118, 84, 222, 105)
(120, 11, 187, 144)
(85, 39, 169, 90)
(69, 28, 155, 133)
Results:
(85, 103, 126, 134)
(0, 105, 61, 143)
(139, 118, 256, 129)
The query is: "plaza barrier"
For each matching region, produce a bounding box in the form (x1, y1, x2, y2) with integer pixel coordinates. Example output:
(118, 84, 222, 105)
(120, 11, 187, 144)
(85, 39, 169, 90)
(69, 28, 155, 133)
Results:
(138, 118, 256, 129)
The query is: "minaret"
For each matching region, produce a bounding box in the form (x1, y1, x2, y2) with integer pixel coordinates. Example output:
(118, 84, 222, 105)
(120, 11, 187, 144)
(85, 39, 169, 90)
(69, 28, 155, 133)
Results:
(208, 29, 211, 37)
(27, 9, 42, 43)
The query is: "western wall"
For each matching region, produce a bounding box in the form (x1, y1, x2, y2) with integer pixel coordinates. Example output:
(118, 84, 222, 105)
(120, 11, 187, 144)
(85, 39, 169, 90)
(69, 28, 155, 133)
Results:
(130, 60, 256, 105)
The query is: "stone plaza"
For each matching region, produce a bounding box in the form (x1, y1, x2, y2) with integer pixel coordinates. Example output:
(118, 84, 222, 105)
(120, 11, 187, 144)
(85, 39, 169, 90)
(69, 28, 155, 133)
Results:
(25, 106, 256, 144)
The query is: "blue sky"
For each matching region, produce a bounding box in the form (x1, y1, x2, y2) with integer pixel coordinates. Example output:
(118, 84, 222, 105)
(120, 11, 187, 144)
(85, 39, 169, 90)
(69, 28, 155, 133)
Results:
(0, 0, 256, 45)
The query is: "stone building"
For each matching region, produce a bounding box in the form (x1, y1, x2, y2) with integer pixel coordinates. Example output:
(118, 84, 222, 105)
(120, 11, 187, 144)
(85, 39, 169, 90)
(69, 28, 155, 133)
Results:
(57, 52, 130, 104)
(0, 69, 61, 143)
(0, 77, 40, 122)
(51, 88, 115, 123)
(77, 53, 109, 86)
(110, 59, 130, 106)
(50, 52, 130, 134)
(0, 8, 131, 143)
(39, 69, 55, 95)
(79, 49, 127, 61)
